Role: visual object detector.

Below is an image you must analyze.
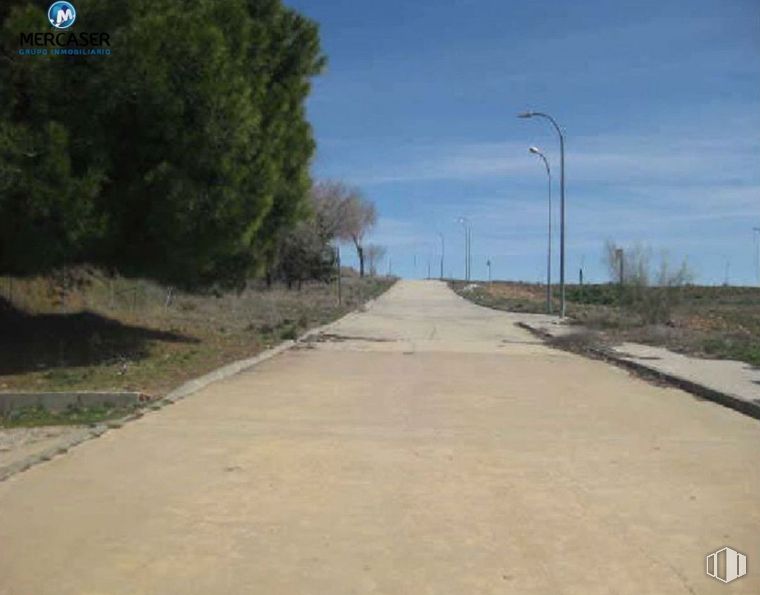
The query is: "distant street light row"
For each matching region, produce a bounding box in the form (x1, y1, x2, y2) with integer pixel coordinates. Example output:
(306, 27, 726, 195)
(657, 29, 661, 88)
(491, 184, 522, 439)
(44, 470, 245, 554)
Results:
(431, 110, 567, 311)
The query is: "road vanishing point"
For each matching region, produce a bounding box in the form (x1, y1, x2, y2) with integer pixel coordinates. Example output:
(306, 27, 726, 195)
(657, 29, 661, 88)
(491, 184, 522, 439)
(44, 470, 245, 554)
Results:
(1, 280, 758, 594)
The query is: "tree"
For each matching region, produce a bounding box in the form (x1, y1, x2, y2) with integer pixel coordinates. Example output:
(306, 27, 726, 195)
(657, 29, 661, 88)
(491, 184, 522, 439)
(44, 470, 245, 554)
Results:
(0, 0, 325, 288)
(365, 244, 386, 276)
(303, 181, 377, 277)
(339, 193, 377, 277)
(276, 220, 335, 289)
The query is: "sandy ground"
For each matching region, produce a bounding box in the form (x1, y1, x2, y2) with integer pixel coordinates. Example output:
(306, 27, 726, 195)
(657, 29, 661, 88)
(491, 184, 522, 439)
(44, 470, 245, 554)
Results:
(0, 280, 758, 594)
(0, 425, 84, 469)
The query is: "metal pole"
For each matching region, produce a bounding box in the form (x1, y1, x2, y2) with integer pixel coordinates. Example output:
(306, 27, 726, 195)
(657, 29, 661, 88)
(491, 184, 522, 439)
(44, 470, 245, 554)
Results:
(464, 227, 468, 280)
(519, 111, 566, 317)
(336, 246, 342, 305)
(530, 148, 552, 314)
(459, 220, 467, 280)
(467, 226, 471, 281)
(616, 248, 624, 289)
(438, 233, 445, 280)
(754, 227, 760, 286)
(559, 130, 565, 317)
(465, 225, 472, 281)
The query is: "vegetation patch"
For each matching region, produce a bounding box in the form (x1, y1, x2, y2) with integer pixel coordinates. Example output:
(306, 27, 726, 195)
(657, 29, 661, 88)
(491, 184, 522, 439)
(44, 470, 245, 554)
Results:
(0, 403, 135, 429)
(0, 270, 394, 401)
(452, 280, 760, 367)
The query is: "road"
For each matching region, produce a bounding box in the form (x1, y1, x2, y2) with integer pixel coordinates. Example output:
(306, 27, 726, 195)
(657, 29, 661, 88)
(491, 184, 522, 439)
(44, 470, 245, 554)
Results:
(1, 280, 758, 594)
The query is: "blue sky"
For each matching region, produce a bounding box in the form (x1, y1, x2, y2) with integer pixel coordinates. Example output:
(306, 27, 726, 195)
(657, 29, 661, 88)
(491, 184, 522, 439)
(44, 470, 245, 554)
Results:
(289, 0, 760, 284)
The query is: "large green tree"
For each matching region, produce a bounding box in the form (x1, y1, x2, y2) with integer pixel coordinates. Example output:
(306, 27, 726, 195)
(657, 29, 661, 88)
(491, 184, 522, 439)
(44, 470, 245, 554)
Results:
(0, 0, 324, 287)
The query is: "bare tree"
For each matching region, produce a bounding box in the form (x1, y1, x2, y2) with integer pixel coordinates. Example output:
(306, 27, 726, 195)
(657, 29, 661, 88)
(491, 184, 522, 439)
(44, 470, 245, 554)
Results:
(603, 240, 694, 323)
(310, 181, 351, 240)
(336, 192, 377, 277)
(365, 244, 387, 276)
(307, 180, 377, 277)
(604, 240, 651, 286)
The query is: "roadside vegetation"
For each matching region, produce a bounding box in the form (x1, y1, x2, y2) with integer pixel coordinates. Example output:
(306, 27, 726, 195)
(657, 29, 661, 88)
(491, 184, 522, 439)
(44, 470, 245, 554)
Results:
(0, 269, 393, 399)
(0, 403, 139, 429)
(451, 242, 760, 367)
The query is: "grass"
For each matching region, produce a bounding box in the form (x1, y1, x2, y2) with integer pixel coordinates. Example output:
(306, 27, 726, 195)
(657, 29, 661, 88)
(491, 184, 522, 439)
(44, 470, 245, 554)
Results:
(451, 280, 760, 367)
(1, 404, 137, 428)
(0, 268, 395, 400)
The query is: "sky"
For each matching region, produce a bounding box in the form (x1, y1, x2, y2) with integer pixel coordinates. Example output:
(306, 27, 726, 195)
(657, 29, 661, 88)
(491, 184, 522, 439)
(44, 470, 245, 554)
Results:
(288, 0, 760, 284)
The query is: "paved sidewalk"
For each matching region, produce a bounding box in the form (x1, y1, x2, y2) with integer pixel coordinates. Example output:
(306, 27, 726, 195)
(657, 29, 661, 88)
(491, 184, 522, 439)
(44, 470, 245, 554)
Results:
(518, 317, 760, 419)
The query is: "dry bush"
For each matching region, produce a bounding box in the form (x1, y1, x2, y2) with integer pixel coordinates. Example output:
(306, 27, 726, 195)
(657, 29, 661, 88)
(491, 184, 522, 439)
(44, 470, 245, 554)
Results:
(603, 241, 694, 324)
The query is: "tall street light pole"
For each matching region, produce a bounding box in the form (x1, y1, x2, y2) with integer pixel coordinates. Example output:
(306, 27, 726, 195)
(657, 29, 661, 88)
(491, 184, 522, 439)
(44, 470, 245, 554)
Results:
(438, 232, 445, 280)
(753, 227, 760, 286)
(529, 146, 553, 315)
(519, 111, 566, 317)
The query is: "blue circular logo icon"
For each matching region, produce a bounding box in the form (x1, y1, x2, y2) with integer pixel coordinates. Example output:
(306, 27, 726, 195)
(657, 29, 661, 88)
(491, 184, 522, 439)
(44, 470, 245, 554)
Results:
(48, 2, 77, 29)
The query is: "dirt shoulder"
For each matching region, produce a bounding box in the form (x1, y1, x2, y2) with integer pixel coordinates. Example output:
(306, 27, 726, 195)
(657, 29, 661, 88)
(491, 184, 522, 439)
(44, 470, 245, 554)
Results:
(1, 271, 394, 418)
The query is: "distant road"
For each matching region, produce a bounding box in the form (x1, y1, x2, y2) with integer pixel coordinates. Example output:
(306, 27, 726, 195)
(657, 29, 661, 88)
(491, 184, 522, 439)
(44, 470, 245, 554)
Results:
(1, 280, 758, 594)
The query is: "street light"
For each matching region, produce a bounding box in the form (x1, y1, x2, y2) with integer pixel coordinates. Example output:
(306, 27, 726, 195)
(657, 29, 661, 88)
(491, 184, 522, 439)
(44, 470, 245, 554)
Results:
(529, 146, 553, 315)
(519, 110, 567, 317)
(438, 232, 445, 280)
(457, 217, 471, 281)
(753, 227, 760, 286)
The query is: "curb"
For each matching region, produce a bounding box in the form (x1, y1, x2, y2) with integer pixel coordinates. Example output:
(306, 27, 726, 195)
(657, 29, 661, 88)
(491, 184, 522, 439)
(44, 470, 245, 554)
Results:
(516, 321, 760, 422)
(0, 285, 393, 483)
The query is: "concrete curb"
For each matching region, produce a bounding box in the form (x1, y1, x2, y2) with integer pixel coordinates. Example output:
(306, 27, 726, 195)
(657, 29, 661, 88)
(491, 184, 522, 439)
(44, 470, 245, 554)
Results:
(516, 321, 760, 422)
(0, 285, 393, 483)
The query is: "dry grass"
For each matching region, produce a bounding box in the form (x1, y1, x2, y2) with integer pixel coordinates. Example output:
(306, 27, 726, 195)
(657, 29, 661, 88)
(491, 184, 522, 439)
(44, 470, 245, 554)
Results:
(0, 268, 394, 395)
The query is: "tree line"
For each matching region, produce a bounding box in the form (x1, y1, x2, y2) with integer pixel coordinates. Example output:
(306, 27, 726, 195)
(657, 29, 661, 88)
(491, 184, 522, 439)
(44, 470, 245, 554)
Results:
(0, 0, 378, 290)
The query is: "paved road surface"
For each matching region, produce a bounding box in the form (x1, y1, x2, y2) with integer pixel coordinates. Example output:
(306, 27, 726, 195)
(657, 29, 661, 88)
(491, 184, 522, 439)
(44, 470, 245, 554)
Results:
(1, 280, 758, 594)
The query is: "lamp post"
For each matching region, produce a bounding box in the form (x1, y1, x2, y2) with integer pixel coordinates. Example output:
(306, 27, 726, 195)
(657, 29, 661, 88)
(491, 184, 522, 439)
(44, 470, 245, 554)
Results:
(519, 111, 566, 317)
(438, 232, 445, 280)
(753, 227, 760, 286)
(529, 146, 553, 314)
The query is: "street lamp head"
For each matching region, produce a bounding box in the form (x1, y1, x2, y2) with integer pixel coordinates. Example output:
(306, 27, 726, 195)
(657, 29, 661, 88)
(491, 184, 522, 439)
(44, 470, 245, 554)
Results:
(517, 111, 535, 119)
(529, 146, 541, 155)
